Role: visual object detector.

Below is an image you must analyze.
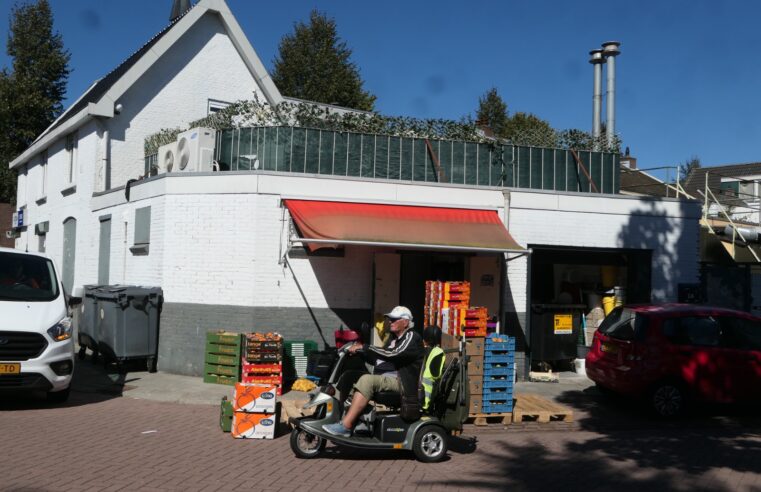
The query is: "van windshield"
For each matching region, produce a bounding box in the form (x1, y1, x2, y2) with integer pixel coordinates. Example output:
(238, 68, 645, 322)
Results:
(598, 307, 643, 341)
(0, 252, 59, 302)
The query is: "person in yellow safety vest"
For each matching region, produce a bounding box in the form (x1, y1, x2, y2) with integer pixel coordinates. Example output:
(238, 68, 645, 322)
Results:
(420, 325, 445, 412)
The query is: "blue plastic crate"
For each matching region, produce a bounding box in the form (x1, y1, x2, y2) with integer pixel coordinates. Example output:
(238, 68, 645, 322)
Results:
(484, 354, 514, 364)
(482, 378, 513, 389)
(483, 361, 515, 372)
(484, 341, 516, 351)
(483, 388, 514, 398)
(481, 401, 514, 413)
(483, 366, 512, 377)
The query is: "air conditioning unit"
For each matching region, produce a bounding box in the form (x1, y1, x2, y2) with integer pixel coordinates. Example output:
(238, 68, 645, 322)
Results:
(157, 142, 179, 173)
(175, 127, 216, 173)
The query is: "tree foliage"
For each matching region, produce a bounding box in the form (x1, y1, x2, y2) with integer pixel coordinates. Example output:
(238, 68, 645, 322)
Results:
(476, 87, 509, 137)
(679, 156, 701, 184)
(271, 10, 376, 111)
(0, 0, 70, 203)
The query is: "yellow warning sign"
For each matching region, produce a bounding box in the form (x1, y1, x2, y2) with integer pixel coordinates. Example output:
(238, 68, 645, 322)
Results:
(553, 314, 573, 335)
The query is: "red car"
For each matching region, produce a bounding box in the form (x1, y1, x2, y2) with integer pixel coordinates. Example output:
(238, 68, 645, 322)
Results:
(586, 304, 761, 417)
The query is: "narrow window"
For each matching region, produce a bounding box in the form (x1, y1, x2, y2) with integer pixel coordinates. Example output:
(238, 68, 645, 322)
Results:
(66, 132, 78, 183)
(130, 206, 151, 255)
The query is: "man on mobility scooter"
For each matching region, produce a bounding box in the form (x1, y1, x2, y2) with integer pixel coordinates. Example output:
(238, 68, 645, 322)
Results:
(323, 306, 423, 436)
(290, 306, 469, 462)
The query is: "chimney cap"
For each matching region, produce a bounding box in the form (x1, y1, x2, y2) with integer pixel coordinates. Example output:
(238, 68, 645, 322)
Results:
(589, 49, 606, 64)
(601, 41, 621, 56)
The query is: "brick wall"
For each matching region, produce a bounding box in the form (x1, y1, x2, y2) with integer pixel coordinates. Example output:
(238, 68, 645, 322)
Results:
(0, 203, 13, 248)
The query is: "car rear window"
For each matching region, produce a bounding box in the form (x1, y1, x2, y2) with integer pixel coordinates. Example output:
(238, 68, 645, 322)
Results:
(598, 307, 646, 341)
(662, 316, 720, 347)
(0, 252, 59, 302)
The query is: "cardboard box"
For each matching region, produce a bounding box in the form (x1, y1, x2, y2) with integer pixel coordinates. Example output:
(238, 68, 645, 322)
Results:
(442, 333, 460, 351)
(467, 356, 483, 376)
(233, 383, 277, 413)
(464, 338, 484, 357)
(231, 412, 277, 439)
(469, 395, 483, 414)
(468, 375, 483, 396)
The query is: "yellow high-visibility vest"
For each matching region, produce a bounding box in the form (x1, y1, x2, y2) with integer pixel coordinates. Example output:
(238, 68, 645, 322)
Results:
(422, 346, 445, 410)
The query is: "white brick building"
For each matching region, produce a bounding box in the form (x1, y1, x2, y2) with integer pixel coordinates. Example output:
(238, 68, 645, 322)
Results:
(8, 0, 701, 377)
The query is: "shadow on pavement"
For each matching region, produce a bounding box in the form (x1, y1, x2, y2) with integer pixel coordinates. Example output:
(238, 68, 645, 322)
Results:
(425, 386, 761, 491)
(0, 354, 144, 410)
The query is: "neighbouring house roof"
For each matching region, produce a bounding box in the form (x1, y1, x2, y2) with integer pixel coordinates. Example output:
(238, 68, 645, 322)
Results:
(683, 161, 761, 208)
(619, 166, 684, 198)
(9, 0, 284, 170)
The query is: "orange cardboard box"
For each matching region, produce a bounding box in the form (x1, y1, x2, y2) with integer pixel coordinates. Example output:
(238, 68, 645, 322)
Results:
(233, 383, 277, 413)
(231, 412, 277, 439)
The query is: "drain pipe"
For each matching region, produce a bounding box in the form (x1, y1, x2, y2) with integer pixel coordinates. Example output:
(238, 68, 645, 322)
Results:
(589, 49, 606, 148)
(602, 41, 621, 148)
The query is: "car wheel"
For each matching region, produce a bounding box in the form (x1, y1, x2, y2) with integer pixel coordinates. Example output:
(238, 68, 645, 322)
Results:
(412, 426, 448, 463)
(651, 382, 685, 418)
(46, 385, 71, 404)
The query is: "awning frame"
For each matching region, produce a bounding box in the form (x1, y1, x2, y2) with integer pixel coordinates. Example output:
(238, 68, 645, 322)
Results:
(288, 236, 530, 256)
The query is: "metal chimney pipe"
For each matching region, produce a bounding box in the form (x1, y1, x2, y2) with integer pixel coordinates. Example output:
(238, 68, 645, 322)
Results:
(589, 49, 606, 147)
(170, 0, 192, 22)
(602, 41, 621, 148)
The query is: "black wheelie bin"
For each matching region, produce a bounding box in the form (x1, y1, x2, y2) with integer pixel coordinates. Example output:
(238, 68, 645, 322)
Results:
(95, 286, 163, 372)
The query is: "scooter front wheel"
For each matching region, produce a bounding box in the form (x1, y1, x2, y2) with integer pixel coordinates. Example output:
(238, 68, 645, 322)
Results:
(290, 427, 327, 459)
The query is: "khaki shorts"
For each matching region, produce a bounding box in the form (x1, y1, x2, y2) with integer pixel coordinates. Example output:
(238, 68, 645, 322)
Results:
(353, 374, 401, 400)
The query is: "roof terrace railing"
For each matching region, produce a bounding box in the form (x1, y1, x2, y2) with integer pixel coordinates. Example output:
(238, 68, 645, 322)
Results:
(146, 126, 621, 194)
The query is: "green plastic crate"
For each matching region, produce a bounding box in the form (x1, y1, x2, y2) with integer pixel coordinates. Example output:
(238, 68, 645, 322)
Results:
(220, 396, 233, 432)
(205, 363, 240, 378)
(284, 340, 318, 357)
(206, 331, 242, 347)
(203, 373, 238, 386)
(206, 341, 241, 356)
(206, 353, 240, 366)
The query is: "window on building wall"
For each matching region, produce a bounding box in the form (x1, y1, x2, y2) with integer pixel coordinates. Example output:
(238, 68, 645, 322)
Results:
(208, 99, 232, 115)
(40, 150, 48, 198)
(65, 132, 78, 184)
(720, 180, 739, 197)
(129, 206, 151, 255)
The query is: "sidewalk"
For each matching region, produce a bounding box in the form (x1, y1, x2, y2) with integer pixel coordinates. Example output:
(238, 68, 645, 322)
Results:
(72, 357, 593, 407)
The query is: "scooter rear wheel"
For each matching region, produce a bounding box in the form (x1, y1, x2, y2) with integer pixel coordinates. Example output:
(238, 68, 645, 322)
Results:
(290, 427, 327, 459)
(412, 426, 448, 463)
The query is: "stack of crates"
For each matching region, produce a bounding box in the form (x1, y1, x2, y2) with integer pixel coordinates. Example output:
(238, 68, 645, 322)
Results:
(284, 340, 318, 384)
(204, 331, 243, 386)
(451, 307, 488, 337)
(424, 281, 471, 335)
(242, 333, 284, 395)
(481, 333, 516, 414)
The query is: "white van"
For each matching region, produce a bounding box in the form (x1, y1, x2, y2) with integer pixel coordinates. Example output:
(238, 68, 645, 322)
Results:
(0, 247, 74, 402)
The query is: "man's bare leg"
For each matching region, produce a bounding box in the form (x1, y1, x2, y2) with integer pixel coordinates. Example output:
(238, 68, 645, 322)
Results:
(342, 391, 369, 429)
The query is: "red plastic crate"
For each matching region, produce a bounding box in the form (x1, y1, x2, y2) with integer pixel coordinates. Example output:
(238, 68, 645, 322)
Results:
(241, 361, 283, 374)
(241, 373, 283, 387)
(463, 327, 487, 337)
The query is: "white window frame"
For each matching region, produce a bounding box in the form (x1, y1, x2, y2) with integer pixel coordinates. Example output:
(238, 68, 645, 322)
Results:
(65, 132, 78, 184)
(207, 99, 232, 115)
(40, 149, 48, 198)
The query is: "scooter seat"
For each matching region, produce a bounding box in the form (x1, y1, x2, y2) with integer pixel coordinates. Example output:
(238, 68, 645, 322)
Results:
(373, 391, 401, 408)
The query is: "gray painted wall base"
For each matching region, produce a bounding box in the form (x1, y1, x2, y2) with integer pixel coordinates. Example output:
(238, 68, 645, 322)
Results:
(157, 302, 369, 376)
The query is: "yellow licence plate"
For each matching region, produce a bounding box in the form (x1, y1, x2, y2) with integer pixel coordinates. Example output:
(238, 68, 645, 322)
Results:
(601, 342, 618, 354)
(0, 363, 21, 374)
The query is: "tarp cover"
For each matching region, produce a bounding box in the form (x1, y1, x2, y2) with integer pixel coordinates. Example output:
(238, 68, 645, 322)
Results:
(285, 199, 525, 252)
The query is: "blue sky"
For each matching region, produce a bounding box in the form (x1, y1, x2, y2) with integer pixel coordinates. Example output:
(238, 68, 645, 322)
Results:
(1, 0, 760, 182)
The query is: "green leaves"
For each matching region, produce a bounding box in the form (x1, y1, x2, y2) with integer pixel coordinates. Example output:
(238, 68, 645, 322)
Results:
(0, 0, 70, 203)
(271, 10, 376, 112)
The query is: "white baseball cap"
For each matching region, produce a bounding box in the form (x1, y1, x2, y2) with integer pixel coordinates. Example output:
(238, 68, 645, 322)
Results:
(385, 306, 413, 321)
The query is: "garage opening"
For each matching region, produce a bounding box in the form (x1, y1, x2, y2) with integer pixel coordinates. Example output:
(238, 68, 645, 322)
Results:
(528, 245, 652, 369)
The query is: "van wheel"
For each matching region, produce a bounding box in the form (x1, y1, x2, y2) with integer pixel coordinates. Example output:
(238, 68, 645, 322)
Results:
(46, 386, 71, 404)
(650, 382, 685, 418)
(413, 426, 448, 463)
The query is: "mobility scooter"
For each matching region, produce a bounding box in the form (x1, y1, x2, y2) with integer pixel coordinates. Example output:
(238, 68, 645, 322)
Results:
(289, 340, 469, 462)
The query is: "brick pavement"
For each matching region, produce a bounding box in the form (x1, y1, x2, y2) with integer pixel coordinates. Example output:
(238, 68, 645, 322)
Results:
(2, 390, 761, 492)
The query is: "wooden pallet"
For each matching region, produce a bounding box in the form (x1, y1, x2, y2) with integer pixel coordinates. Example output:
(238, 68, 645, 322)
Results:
(513, 393, 573, 423)
(468, 412, 513, 426)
